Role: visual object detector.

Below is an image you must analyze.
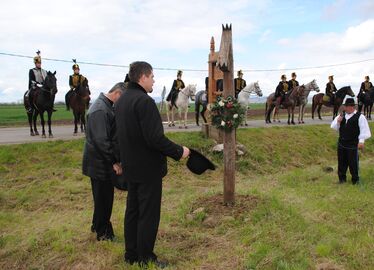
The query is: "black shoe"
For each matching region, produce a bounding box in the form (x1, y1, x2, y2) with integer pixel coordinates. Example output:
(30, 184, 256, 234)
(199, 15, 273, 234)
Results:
(124, 258, 137, 265)
(97, 233, 114, 241)
(52, 108, 57, 112)
(90, 224, 95, 233)
(139, 260, 169, 269)
(338, 180, 346, 184)
(352, 181, 360, 185)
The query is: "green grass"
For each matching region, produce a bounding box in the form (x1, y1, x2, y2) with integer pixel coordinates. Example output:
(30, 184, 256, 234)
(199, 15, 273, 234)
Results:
(0, 125, 373, 269)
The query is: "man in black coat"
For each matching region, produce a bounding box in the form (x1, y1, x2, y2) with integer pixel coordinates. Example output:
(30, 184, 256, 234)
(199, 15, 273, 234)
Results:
(82, 82, 126, 241)
(115, 61, 190, 267)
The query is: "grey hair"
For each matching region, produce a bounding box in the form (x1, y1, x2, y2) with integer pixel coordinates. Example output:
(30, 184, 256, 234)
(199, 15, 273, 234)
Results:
(108, 82, 126, 93)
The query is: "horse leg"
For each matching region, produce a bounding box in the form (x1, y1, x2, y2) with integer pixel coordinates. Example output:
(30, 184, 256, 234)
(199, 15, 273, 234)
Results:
(47, 110, 53, 138)
(318, 105, 322, 120)
(201, 106, 207, 124)
(172, 107, 175, 126)
(291, 107, 295, 125)
(287, 108, 291, 125)
(81, 112, 86, 132)
(184, 109, 188, 128)
(27, 111, 35, 136)
(302, 105, 305, 123)
(178, 109, 183, 129)
(245, 109, 248, 126)
(40, 112, 46, 138)
(73, 113, 78, 135)
(33, 111, 39, 136)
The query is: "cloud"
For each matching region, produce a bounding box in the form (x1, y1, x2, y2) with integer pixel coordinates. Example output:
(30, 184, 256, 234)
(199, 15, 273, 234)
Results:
(340, 19, 374, 53)
(321, 0, 346, 21)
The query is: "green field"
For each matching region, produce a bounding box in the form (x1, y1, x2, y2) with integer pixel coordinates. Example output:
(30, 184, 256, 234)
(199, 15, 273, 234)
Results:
(1, 125, 373, 269)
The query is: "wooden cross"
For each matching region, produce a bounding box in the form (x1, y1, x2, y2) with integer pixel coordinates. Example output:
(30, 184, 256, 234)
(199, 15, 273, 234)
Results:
(217, 24, 236, 205)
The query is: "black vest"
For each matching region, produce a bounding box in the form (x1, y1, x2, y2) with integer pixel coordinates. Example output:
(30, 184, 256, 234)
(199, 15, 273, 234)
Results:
(339, 112, 360, 147)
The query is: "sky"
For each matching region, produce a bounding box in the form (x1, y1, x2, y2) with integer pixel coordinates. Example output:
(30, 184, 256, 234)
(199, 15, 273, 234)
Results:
(0, 0, 373, 103)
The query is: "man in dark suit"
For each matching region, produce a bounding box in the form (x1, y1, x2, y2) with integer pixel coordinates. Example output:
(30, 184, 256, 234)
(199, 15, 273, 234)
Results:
(82, 82, 126, 241)
(115, 61, 190, 268)
(331, 98, 371, 184)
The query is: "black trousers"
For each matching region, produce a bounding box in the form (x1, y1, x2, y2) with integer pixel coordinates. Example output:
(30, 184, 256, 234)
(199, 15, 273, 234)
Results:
(124, 178, 162, 263)
(337, 144, 359, 184)
(90, 178, 114, 237)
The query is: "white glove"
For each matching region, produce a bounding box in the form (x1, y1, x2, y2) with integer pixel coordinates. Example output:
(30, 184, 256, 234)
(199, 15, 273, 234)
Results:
(36, 83, 43, 88)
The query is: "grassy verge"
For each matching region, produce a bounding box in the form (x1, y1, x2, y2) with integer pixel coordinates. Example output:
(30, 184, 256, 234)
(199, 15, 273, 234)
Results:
(0, 125, 373, 269)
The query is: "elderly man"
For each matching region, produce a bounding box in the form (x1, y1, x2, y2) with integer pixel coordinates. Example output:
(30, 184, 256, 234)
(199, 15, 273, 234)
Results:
(331, 98, 371, 185)
(82, 82, 126, 241)
(115, 61, 190, 268)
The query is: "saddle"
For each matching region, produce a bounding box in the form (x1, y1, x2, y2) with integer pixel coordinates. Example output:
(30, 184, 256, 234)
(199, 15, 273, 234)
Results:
(322, 95, 330, 103)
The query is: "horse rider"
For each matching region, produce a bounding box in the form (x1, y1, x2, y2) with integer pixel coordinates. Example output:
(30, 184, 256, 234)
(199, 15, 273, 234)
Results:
(166, 70, 185, 108)
(358, 76, 373, 104)
(288, 72, 299, 90)
(25, 51, 56, 112)
(65, 60, 90, 110)
(274, 74, 289, 106)
(234, 70, 247, 98)
(326, 75, 337, 104)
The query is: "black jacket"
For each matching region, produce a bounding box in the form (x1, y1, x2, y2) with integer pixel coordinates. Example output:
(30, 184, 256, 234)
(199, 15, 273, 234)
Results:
(82, 93, 120, 180)
(275, 81, 289, 97)
(115, 82, 183, 183)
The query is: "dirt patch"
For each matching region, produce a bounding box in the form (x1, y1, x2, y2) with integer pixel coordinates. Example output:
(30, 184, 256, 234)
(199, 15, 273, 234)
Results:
(192, 194, 261, 218)
(316, 261, 345, 270)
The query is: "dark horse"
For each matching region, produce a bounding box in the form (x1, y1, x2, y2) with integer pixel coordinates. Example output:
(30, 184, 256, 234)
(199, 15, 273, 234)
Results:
(23, 71, 58, 137)
(195, 78, 224, 126)
(312, 86, 355, 120)
(357, 87, 374, 120)
(265, 86, 305, 125)
(67, 78, 90, 134)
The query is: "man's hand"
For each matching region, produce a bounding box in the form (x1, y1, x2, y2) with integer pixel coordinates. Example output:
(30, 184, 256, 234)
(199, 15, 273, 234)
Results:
(358, 143, 364, 150)
(113, 163, 122, 175)
(337, 115, 343, 124)
(181, 146, 190, 159)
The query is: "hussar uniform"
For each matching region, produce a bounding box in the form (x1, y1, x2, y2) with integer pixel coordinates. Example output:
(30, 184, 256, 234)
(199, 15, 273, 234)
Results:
(288, 72, 299, 90)
(234, 70, 246, 98)
(359, 76, 373, 94)
(25, 51, 48, 112)
(166, 70, 185, 108)
(275, 74, 289, 105)
(65, 61, 89, 110)
(326, 75, 337, 104)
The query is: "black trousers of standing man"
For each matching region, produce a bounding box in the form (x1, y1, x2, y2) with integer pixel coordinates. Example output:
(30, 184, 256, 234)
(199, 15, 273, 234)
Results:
(337, 144, 359, 184)
(124, 178, 162, 264)
(90, 178, 114, 239)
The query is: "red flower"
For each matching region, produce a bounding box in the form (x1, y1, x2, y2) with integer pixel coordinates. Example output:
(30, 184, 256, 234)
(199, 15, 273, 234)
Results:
(226, 102, 233, 109)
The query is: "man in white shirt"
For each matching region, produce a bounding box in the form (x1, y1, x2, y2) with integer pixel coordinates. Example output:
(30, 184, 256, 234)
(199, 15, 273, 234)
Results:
(331, 98, 371, 184)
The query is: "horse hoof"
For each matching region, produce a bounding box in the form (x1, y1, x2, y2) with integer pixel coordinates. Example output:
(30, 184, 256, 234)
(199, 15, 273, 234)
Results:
(302, 121, 305, 124)
(245, 123, 248, 126)
(35, 131, 39, 136)
(278, 120, 281, 123)
(30, 132, 35, 136)
(172, 124, 175, 127)
(42, 134, 46, 138)
(185, 126, 188, 129)
(49, 134, 53, 138)
(292, 122, 295, 125)
(179, 126, 182, 129)
(168, 124, 171, 127)
(73, 133, 78, 136)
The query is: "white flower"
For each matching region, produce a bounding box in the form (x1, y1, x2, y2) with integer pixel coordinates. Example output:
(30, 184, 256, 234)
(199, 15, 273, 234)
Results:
(233, 114, 238, 119)
(221, 120, 226, 126)
(219, 100, 225, 107)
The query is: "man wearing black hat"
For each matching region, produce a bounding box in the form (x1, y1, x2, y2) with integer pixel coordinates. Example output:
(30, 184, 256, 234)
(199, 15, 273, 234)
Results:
(234, 70, 246, 98)
(65, 60, 90, 110)
(288, 72, 299, 90)
(331, 98, 371, 185)
(166, 70, 185, 108)
(326, 75, 337, 104)
(115, 61, 190, 268)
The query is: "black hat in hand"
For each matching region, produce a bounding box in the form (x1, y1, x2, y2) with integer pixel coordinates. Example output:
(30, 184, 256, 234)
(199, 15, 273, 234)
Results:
(187, 149, 216, 175)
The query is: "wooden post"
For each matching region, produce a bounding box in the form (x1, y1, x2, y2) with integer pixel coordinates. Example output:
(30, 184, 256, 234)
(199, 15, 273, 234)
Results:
(217, 24, 235, 205)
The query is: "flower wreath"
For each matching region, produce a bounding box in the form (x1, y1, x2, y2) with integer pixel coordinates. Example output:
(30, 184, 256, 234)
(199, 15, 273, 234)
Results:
(211, 95, 245, 131)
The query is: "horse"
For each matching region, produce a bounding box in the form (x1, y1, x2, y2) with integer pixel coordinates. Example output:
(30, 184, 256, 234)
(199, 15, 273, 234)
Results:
(357, 87, 374, 120)
(194, 90, 208, 126)
(67, 78, 90, 135)
(237, 81, 263, 126)
(167, 84, 196, 128)
(265, 85, 305, 125)
(268, 80, 319, 124)
(23, 71, 58, 138)
(312, 86, 355, 120)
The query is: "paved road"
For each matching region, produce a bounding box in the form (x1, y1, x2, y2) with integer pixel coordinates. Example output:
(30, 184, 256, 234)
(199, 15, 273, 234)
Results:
(0, 118, 332, 145)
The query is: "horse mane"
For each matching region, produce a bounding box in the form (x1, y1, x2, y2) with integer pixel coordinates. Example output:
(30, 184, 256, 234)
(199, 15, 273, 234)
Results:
(336, 86, 351, 98)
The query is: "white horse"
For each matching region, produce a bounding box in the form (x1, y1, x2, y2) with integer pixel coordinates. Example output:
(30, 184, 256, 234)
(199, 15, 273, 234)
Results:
(272, 79, 320, 123)
(167, 84, 196, 128)
(238, 81, 263, 126)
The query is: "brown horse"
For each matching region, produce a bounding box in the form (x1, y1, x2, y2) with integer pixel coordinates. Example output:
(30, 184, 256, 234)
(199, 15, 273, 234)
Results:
(265, 85, 305, 125)
(68, 78, 90, 134)
(312, 86, 355, 120)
